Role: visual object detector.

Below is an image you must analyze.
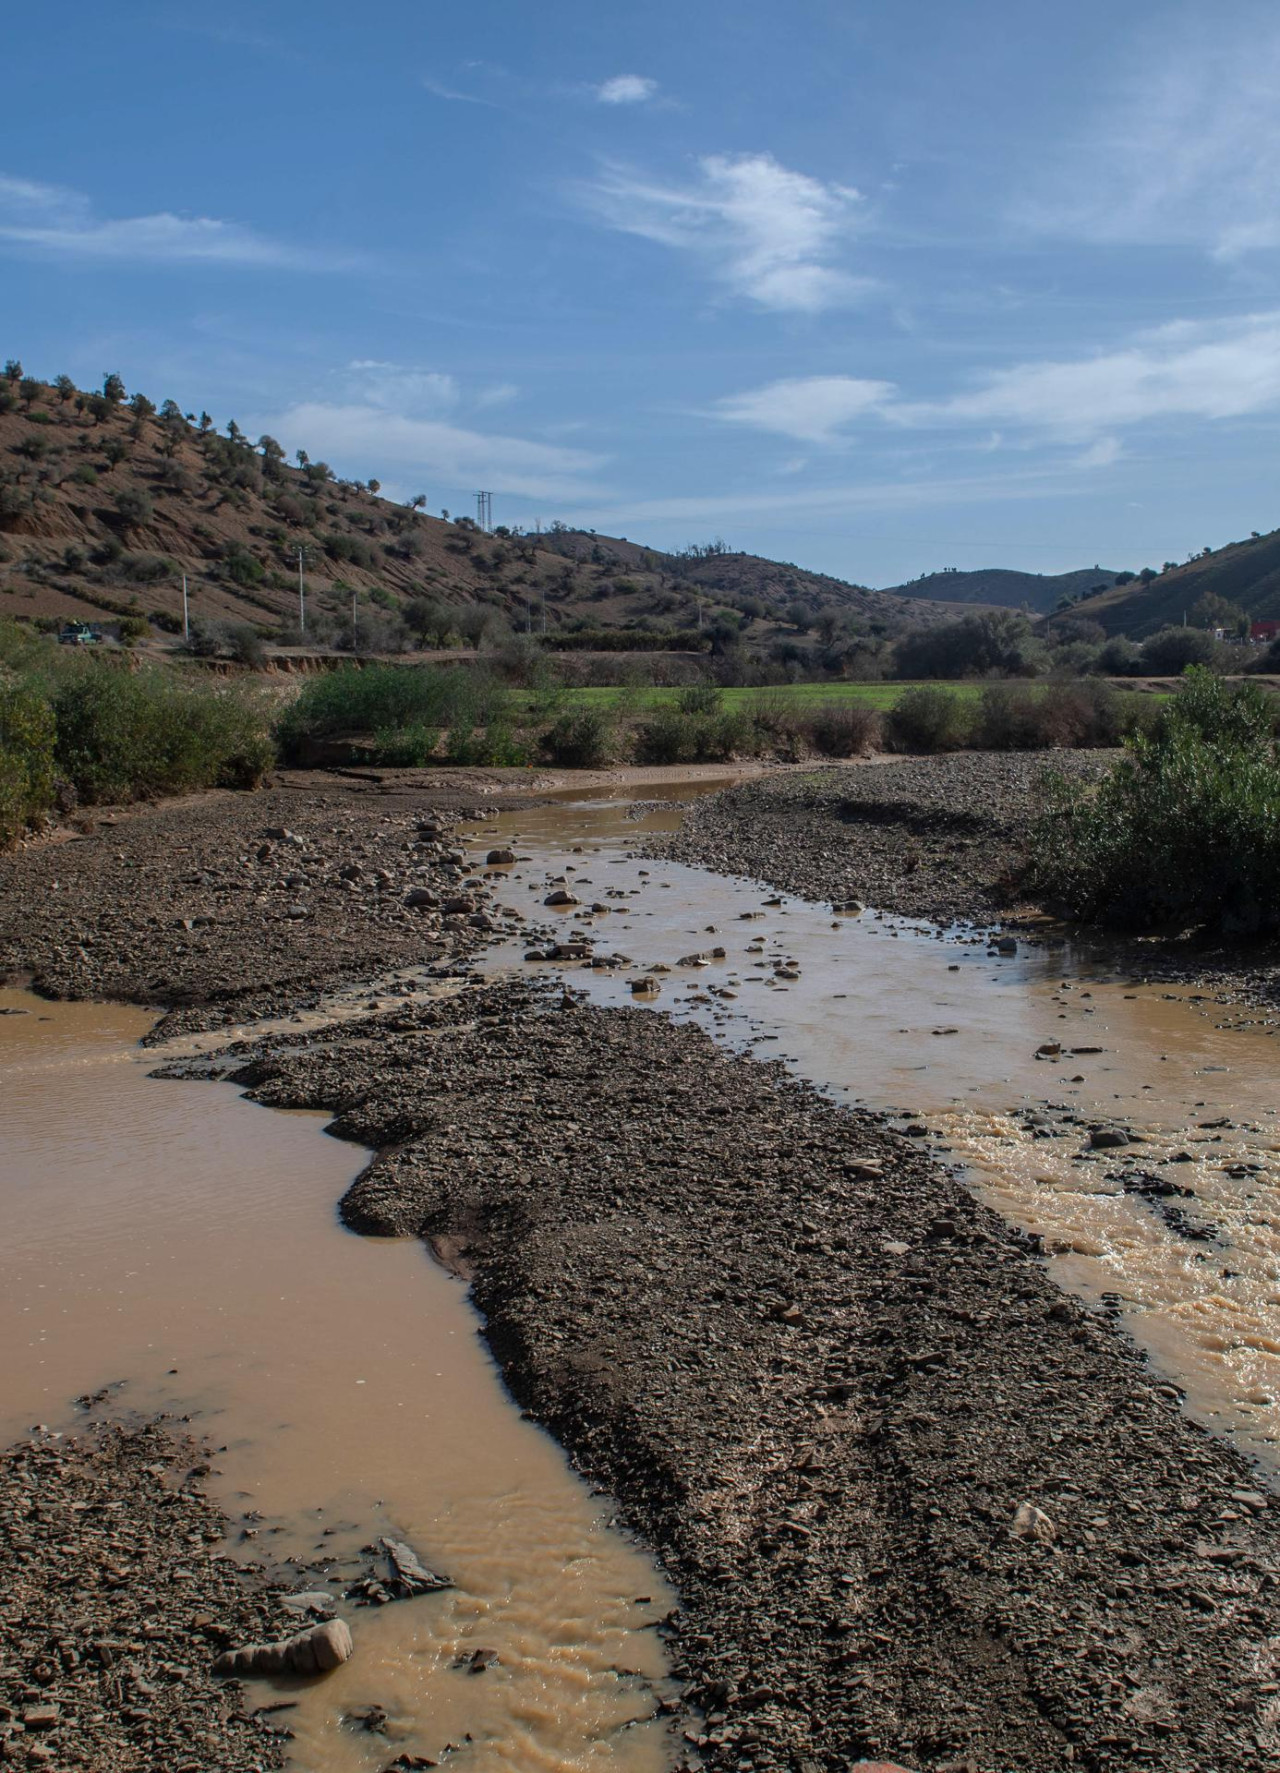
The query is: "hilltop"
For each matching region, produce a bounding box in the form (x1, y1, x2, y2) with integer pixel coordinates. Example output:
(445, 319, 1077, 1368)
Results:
(0, 365, 969, 650)
(881, 564, 1118, 615)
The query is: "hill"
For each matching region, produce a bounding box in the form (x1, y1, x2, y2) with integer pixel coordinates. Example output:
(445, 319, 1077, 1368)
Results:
(881, 565, 1118, 615)
(1081, 529, 1280, 638)
(0, 366, 970, 648)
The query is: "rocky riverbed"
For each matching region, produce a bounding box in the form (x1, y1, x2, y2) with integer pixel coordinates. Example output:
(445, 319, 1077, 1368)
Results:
(5, 765, 1280, 1772)
(0, 1420, 290, 1773)
(648, 753, 1111, 928)
(162, 976, 1280, 1773)
(0, 773, 527, 1027)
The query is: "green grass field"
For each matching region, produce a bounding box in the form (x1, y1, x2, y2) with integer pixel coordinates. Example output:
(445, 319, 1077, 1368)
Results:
(542, 680, 1159, 712)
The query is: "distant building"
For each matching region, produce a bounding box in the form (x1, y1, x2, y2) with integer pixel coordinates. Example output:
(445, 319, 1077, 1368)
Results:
(1250, 619, 1280, 643)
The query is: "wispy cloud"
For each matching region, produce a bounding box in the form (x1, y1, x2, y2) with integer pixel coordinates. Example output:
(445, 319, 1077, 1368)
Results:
(343, 359, 458, 412)
(716, 375, 895, 441)
(420, 74, 505, 109)
(0, 173, 345, 269)
(895, 314, 1280, 434)
(581, 152, 869, 312)
(261, 401, 606, 501)
(595, 74, 658, 105)
(1017, 15, 1280, 256)
(715, 313, 1280, 446)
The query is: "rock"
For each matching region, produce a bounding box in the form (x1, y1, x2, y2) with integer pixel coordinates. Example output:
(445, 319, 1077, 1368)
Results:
(486, 848, 516, 866)
(1011, 1501, 1056, 1543)
(380, 1536, 451, 1597)
(403, 887, 439, 909)
(279, 1590, 337, 1619)
(544, 890, 580, 907)
(21, 1706, 59, 1731)
(631, 979, 661, 996)
(443, 897, 476, 915)
(1035, 1041, 1062, 1059)
(212, 1617, 354, 1679)
(996, 936, 1018, 954)
(1090, 1128, 1130, 1150)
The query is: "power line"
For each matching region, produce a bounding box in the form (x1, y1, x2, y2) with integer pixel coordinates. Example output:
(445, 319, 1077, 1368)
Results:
(475, 490, 492, 533)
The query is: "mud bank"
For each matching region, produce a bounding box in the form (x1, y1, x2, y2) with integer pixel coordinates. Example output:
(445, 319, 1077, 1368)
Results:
(0, 1420, 289, 1773)
(181, 978, 1280, 1773)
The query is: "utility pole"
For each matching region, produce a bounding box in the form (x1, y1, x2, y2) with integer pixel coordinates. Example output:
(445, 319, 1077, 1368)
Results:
(181, 572, 189, 642)
(351, 585, 358, 650)
(475, 490, 492, 533)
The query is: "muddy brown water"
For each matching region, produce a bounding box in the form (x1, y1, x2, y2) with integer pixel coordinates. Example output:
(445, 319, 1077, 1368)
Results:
(0, 988, 674, 1773)
(467, 789, 1280, 1468)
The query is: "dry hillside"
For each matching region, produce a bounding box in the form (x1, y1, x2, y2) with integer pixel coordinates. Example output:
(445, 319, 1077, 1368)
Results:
(882, 564, 1118, 615)
(1082, 528, 1280, 637)
(0, 366, 968, 646)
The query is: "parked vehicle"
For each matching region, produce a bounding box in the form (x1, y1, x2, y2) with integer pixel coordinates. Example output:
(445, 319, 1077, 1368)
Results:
(57, 622, 102, 646)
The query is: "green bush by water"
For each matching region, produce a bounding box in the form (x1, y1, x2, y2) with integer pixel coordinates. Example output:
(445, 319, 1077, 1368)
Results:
(0, 622, 274, 843)
(1031, 669, 1280, 936)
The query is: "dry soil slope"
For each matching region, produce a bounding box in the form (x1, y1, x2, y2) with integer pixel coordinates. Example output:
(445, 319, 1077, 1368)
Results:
(0, 372, 958, 640)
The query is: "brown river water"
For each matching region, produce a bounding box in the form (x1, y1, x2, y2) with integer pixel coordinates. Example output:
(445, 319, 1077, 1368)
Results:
(0, 987, 674, 1773)
(3, 775, 1279, 1773)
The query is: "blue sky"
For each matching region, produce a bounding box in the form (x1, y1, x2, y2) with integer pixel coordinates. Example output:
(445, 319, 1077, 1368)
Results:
(4, 1, 1279, 585)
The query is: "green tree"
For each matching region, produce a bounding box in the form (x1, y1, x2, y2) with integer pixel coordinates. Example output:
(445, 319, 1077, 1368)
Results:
(17, 378, 42, 408)
(3, 359, 22, 383)
(129, 392, 156, 419)
(53, 374, 76, 403)
(102, 372, 126, 405)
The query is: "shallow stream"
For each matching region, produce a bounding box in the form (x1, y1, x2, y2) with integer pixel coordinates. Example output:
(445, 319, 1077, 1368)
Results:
(0, 988, 674, 1773)
(466, 786, 1280, 1466)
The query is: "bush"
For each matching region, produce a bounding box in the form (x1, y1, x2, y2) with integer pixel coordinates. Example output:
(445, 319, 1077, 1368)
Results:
(541, 707, 616, 768)
(275, 662, 511, 766)
(1139, 627, 1218, 676)
(51, 665, 272, 803)
(886, 685, 968, 752)
(1030, 669, 1280, 936)
(805, 701, 880, 757)
(0, 680, 56, 843)
(117, 615, 150, 648)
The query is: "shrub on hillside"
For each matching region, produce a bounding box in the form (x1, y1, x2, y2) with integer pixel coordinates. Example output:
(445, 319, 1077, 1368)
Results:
(885, 685, 968, 752)
(1030, 669, 1280, 936)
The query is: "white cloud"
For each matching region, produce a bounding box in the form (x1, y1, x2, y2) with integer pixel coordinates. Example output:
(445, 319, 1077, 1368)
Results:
(582, 152, 868, 311)
(260, 402, 606, 501)
(476, 382, 520, 408)
(344, 360, 459, 413)
(715, 375, 895, 442)
(895, 314, 1280, 435)
(1018, 17, 1280, 256)
(0, 172, 341, 268)
(716, 314, 1280, 447)
(595, 75, 658, 105)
